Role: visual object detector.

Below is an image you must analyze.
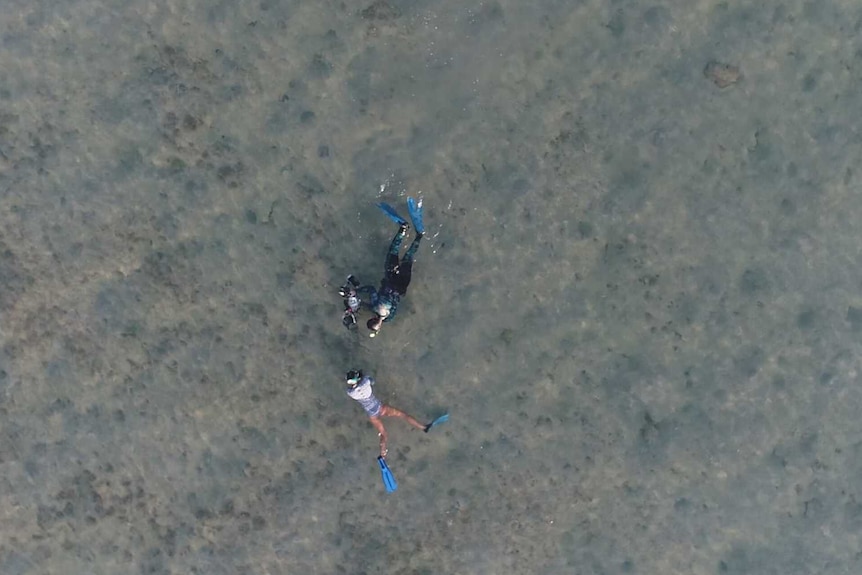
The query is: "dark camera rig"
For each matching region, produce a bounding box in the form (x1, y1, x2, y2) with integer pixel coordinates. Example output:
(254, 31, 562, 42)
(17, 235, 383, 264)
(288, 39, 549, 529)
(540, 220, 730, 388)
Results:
(339, 275, 361, 329)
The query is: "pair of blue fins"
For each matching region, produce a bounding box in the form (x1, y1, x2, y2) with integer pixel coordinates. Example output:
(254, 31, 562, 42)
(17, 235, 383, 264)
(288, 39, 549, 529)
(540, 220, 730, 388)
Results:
(377, 197, 425, 234)
(377, 414, 449, 493)
(374, 198, 442, 493)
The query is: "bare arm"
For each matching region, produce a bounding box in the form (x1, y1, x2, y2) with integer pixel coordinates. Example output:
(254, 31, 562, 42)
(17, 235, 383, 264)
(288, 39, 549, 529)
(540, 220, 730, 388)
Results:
(369, 417, 388, 458)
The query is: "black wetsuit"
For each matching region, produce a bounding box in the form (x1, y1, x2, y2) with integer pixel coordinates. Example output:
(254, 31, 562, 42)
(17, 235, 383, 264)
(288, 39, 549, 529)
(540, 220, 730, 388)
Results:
(357, 229, 422, 322)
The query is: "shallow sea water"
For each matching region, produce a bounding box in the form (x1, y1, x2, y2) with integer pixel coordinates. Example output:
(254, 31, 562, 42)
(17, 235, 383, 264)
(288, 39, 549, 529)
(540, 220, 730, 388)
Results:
(2, 0, 862, 573)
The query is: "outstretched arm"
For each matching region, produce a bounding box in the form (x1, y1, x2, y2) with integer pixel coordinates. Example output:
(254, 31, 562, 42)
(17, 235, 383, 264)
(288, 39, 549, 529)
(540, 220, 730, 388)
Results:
(369, 416, 388, 458)
(356, 284, 376, 296)
(356, 285, 378, 305)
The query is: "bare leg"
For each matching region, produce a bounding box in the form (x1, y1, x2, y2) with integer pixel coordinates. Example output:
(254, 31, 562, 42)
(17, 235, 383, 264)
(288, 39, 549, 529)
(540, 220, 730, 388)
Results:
(369, 416, 389, 458)
(379, 405, 427, 431)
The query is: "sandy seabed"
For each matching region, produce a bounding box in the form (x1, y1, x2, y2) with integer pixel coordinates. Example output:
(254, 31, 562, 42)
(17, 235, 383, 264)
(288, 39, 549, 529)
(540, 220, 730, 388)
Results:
(1, 0, 862, 573)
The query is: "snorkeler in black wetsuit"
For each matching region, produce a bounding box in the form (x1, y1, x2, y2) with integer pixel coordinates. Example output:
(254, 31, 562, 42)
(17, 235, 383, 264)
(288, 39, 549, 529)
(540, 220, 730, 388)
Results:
(339, 199, 425, 337)
(364, 221, 423, 335)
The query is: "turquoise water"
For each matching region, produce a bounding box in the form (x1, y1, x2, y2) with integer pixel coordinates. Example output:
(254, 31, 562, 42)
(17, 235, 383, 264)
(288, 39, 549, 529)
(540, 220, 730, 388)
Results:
(2, 0, 862, 573)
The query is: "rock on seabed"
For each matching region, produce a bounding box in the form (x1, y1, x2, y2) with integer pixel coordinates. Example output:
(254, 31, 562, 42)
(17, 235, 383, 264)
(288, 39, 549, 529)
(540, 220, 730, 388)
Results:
(704, 61, 741, 88)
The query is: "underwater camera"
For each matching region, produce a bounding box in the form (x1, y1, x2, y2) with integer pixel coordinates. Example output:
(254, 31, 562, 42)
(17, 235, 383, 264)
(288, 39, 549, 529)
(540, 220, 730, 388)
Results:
(340, 275, 361, 329)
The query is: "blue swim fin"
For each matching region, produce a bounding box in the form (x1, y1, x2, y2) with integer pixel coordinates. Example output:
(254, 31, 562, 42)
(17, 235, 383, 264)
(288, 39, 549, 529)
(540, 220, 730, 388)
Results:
(376, 202, 407, 226)
(407, 197, 424, 234)
(377, 456, 398, 493)
(424, 413, 449, 432)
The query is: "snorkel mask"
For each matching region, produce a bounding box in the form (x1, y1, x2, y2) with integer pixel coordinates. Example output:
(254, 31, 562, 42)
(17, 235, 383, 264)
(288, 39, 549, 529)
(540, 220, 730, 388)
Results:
(368, 303, 390, 337)
(375, 302, 391, 318)
(345, 369, 362, 387)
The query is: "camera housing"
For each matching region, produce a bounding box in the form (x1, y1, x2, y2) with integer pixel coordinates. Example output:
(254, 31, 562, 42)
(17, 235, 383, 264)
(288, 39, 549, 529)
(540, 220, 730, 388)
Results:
(339, 275, 362, 329)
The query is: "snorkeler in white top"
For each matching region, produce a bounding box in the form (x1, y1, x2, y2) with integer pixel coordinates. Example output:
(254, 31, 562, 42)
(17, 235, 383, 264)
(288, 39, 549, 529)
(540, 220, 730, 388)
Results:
(344, 369, 445, 459)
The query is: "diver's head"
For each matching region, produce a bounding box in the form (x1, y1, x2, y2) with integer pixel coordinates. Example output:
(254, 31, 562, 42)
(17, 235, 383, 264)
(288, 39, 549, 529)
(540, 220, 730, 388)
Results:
(345, 369, 363, 387)
(367, 316, 383, 337)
